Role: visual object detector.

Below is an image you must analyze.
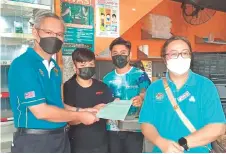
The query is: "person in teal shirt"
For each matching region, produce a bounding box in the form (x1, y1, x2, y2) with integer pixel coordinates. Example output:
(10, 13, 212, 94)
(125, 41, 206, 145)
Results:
(139, 36, 226, 153)
(8, 12, 98, 153)
(103, 37, 151, 153)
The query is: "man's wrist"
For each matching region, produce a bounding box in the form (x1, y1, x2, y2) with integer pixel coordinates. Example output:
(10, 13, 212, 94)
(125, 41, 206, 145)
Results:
(139, 93, 145, 101)
(178, 137, 189, 151)
(75, 107, 80, 112)
(155, 136, 165, 149)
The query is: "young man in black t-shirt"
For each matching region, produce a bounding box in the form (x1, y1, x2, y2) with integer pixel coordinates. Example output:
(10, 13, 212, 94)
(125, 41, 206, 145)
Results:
(63, 48, 114, 153)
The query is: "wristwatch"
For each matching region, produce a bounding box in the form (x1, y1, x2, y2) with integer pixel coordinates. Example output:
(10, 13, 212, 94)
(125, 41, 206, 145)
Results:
(76, 107, 80, 112)
(178, 137, 189, 151)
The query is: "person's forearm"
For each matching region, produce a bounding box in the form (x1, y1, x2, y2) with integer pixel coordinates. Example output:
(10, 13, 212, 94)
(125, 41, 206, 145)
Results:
(64, 104, 95, 113)
(141, 123, 164, 148)
(31, 104, 81, 123)
(139, 90, 146, 100)
(185, 123, 225, 148)
(64, 103, 77, 111)
(68, 121, 81, 125)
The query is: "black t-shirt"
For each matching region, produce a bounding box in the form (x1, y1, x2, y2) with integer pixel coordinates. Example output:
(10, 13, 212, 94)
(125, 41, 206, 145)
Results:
(63, 74, 113, 150)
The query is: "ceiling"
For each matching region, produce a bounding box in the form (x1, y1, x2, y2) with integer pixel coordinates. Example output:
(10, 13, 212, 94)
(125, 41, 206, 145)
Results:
(172, 0, 226, 12)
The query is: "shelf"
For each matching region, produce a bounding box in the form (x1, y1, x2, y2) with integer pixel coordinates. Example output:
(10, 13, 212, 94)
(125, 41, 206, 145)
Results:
(195, 36, 226, 45)
(138, 57, 164, 62)
(1, 33, 33, 45)
(141, 29, 170, 41)
(1, 88, 9, 92)
(1, 117, 13, 122)
(203, 41, 226, 45)
(0, 0, 51, 17)
(0, 60, 12, 66)
(0, 33, 33, 39)
(0, 92, 9, 98)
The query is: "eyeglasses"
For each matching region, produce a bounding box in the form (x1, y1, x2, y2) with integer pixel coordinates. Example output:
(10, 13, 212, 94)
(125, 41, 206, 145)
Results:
(165, 52, 191, 59)
(37, 28, 64, 38)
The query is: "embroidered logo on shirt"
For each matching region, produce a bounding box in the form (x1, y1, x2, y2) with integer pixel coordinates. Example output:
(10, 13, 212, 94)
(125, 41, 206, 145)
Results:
(177, 91, 191, 102)
(24, 91, 35, 99)
(156, 93, 164, 101)
(189, 96, 196, 103)
(96, 91, 103, 95)
(53, 68, 58, 76)
(39, 69, 44, 76)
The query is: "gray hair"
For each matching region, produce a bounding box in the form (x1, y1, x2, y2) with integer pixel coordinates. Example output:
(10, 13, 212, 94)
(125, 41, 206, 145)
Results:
(31, 10, 65, 29)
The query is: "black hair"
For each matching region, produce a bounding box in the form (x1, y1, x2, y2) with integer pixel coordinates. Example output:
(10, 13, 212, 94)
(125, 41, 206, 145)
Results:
(109, 37, 131, 51)
(112, 14, 116, 18)
(161, 36, 192, 58)
(101, 13, 105, 16)
(72, 48, 95, 62)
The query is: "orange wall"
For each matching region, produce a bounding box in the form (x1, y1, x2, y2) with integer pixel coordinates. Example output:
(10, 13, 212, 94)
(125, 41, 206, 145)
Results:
(122, 0, 226, 59)
(54, 0, 163, 56)
(95, 0, 163, 54)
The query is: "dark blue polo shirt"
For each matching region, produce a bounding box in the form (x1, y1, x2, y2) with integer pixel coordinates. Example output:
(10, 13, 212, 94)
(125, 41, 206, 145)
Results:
(8, 48, 66, 129)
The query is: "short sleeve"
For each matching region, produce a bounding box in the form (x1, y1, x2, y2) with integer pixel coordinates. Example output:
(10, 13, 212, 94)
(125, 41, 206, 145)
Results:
(103, 76, 109, 85)
(138, 72, 151, 92)
(63, 82, 73, 106)
(139, 86, 155, 125)
(103, 85, 114, 104)
(202, 81, 226, 124)
(8, 62, 45, 107)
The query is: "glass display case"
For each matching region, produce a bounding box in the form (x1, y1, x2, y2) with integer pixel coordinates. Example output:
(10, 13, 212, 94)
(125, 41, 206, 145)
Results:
(0, 0, 53, 152)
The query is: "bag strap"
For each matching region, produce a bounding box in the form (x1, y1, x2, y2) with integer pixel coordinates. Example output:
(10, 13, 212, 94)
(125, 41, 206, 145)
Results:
(162, 78, 196, 133)
(162, 78, 212, 151)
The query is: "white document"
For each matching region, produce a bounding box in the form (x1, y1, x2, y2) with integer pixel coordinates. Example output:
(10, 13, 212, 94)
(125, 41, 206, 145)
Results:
(96, 100, 132, 121)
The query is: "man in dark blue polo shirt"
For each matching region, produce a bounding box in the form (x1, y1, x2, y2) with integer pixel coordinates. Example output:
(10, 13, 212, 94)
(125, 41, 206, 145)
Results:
(8, 12, 99, 153)
(139, 36, 225, 153)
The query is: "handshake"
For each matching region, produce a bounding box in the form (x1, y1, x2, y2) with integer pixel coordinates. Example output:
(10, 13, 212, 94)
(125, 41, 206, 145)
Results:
(72, 103, 106, 125)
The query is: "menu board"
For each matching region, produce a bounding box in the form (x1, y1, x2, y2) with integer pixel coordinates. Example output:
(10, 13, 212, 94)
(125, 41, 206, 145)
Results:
(60, 0, 95, 82)
(191, 52, 226, 78)
(61, 0, 95, 55)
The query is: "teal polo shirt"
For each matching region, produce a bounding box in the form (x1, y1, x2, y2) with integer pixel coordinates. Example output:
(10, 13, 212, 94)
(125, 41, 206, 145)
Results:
(8, 48, 66, 129)
(139, 70, 226, 153)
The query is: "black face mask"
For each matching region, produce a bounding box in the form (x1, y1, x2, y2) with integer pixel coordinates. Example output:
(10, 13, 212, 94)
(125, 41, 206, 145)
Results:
(112, 55, 128, 68)
(38, 37, 63, 54)
(78, 67, 96, 80)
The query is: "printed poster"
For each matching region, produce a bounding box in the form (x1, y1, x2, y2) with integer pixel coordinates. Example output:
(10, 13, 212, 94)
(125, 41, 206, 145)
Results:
(60, 0, 95, 82)
(61, 0, 95, 55)
(95, 0, 119, 38)
(141, 60, 152, 82)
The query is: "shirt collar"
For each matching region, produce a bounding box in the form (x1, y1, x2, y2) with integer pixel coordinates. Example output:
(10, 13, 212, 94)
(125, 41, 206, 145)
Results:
(27, 47, 55, 64)
(115, 66, 134, 76)
(166, 69, 196, 87)
(42, 60, 55, 71)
